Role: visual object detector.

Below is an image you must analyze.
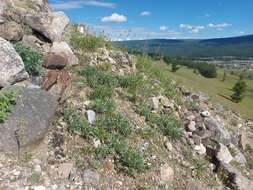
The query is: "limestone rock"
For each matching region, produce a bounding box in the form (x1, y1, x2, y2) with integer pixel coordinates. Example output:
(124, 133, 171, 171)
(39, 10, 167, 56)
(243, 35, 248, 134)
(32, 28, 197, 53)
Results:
(86, 110, 96, 124)
(83, 170, 100, 187)
(204, 117, 231, 145)
(0, 85, 57, 152)
(194, 144, 206, 155)
(57, 163, 73, 179)
(50, 42, 78, 66)
(22, 35, 50, 53)
(218, 164, 253, 190)
(0, 37, 29, 87)
(216, 144, 233, 164)
(160, 164, 174, 185)
(0, 21, 23, 41)
(24, 11, 69, 42)
(150, 97, 160, 111)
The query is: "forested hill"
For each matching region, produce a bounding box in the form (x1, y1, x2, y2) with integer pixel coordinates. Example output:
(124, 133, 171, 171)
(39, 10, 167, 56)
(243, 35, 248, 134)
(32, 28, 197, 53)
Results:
(114, 34, 253, 58)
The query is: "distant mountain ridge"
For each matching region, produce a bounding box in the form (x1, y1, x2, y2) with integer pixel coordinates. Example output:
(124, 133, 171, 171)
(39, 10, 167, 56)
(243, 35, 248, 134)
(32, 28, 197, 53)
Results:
(114, 34, 253, 58)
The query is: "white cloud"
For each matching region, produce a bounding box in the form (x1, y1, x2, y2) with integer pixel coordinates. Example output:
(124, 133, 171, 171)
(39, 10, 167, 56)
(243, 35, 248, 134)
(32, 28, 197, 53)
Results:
(179, 24, 205, 33)
(208, 23, 232, 30)
(160, 26, 168, 31)
(140, 11, 151, 16)
(101, 13, 127, 22)
(50, 0, 116, 10)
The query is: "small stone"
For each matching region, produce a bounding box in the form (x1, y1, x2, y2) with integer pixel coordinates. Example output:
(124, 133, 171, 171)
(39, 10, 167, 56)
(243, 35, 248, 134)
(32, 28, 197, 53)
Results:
(93, 139, 101, 148)
(164, 141, 173, 151)
(58, 163, 74, 179)
(150, 97, 160, 111)
(201, 111, 210, 117)
(83, 169, 100, 187)
(86, 110, 96, 124)
(187, 121, 196, 132)
(33, 186, 46, 190)
(160, 164, 174, 185)
(194, 144, 206, 155)
(34, 165, 42, 173)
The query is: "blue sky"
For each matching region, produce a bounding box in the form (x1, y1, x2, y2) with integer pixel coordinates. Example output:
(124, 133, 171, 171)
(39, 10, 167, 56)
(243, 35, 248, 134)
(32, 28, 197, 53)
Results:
(49, 0, 253, 40)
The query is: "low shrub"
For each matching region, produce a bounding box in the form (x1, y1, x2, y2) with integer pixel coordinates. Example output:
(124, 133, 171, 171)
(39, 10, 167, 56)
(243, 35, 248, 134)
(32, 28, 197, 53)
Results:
(156, 115, 182, 141)
(90, 99, 116, 114)
(13, 43, 44, 76)
(0, 90, 16, 122)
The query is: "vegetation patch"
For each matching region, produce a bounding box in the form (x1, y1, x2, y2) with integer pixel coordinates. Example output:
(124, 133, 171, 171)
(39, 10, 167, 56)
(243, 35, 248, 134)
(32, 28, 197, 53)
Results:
(14, 43, 44, 76)
(0, 90, 16, 123)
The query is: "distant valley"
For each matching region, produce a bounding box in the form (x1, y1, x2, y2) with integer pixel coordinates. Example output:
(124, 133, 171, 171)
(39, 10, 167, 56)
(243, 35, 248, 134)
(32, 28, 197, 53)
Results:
(114, 34, 253, 58)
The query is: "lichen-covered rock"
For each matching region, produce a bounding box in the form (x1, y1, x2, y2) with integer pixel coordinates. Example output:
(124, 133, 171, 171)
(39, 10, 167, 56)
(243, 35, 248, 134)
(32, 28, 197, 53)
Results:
(0, 85, 57, 152)
(24, 11, 69, 42)
(22, 35, 50, 53)
(0, 21, 23, 41)
(0, 37, 29, 87)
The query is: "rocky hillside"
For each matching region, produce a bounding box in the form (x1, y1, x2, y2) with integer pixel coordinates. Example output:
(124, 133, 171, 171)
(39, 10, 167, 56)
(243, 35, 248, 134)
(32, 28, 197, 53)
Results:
(0, 1, 253, 190)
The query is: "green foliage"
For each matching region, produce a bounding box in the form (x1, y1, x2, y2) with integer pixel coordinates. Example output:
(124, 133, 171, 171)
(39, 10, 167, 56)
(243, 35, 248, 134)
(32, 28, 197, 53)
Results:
(193, 158, 208, 178)
(197, 63, 217, 78)
(96, 113, 133, 137)
(13, 43, 43, 76)
(79, 66, 118, 88)
(70, 28, 109, 51)
(0, 90, 16, 123)
(231, 79, 247, 103)
(171, 62, 180, 72)
(90, 99, 116, 114)
(136, 54, 152, 73)
(157, 115, 183, 141)
(89, 85, 115, 100)
(112, 137, 145, 176)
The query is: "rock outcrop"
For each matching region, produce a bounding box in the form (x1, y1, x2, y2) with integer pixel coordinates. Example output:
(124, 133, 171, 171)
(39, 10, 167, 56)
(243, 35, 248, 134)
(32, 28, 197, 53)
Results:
(0, 37, 28, 87)
(24, 11, 69, 42)
(0, 85, 57, 152)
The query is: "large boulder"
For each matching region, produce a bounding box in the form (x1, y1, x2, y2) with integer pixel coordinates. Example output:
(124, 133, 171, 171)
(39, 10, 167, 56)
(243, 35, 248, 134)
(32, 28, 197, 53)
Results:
(218, 164, 253, 190)
(42, 70, 71, 103)
(0, 85, 57, 152)
(0, 21, 23, 41)
(204, 117, 231, 145)
(22, 35, 51, 53)
(50, 41, 78, 66)
(24, 11, 69, 42)
(0, 37, 29, 87)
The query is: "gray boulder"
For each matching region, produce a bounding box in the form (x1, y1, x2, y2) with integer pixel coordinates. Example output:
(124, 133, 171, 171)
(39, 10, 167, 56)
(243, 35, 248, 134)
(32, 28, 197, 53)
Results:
(0, 37, 29, 87)
(24, 11, 69, 42)
(216, 143, 233, 164)
(204, 117, 231, 145)
(218, 164, 253, 190)
(0, 85, 57, 152)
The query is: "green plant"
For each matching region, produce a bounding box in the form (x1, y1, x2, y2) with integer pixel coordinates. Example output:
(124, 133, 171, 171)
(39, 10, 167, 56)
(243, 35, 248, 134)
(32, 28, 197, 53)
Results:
(89, 85, 115, 100)
(96, 113, 133, 137)
(79, 66, 118, 88)
(13, 43, 44, 76)
(0, 90, 16, 122)
(90, 99, 116, 114)
(193, 159, 208, 178)
(70, 29, 109, 51)
(156, 115, 182, 141)
(112, 137, 145, 176)
(29, 171, 41, 184)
